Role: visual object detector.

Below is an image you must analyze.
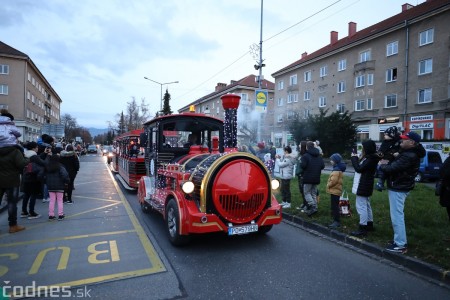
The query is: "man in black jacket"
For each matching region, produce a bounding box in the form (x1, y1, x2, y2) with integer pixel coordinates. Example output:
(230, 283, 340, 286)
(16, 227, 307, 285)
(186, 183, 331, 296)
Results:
(300, 141, 325, 216)
(379, 131, 425, 254)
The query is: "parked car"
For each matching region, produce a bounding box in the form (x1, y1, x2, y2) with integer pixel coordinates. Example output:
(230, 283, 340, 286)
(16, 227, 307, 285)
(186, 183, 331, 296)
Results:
(87, 145, 98, 153)
(415, 150, 442, 182)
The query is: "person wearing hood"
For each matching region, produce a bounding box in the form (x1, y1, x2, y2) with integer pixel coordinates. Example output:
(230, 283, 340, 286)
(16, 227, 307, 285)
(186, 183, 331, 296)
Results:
(59, 144, 80, 204)
(350, 140, 380, 237)
(300, 141, 325, 216)
(379, 131, 426, 254)
(275, 145, 296, 209)
(21, 141, 47, 219)
(0, 109, 23, 152)
(326, 153, 346, 229)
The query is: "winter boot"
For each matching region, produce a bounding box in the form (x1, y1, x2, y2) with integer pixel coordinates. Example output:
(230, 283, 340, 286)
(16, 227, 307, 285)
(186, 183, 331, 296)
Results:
(350, 225, 367, 237)
(9, 225, 26, 234)
(366, 221, 375, 231)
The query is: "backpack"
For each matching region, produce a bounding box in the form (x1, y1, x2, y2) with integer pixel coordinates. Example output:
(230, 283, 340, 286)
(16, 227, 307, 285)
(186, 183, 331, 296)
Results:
(23, 162, 38, 180)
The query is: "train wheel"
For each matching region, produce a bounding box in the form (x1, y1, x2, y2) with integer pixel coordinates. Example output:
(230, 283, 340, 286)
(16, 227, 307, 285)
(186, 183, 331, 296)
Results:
(258, 225, 273, 234)
(141, 202, 150, 214)
(166, 199, 190, 246)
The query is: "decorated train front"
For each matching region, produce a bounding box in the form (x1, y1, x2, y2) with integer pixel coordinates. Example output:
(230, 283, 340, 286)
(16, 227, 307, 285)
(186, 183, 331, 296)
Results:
(138, 94, 282, 246)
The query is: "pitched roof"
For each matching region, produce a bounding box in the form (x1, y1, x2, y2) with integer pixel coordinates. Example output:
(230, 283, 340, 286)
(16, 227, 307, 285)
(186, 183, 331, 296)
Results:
(179, 74, 274, 111)
(0, 41, 28, 58)
(272, 0, 450, 76)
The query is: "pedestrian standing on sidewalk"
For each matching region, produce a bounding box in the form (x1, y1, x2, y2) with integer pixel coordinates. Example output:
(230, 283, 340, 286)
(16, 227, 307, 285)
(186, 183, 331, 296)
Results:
(0, 145, 29, 233)
(379, 132, 425, 253)
(296, 141, 307, 212)
(326, 153, 346, 229)
(301, 141, 325, 216)
(350, 140, 380, 236)
(21, 141, 47, 219)
(46, 154, 70, 221)
(59, 144, 80, 204)
(275, 145, 296, 209)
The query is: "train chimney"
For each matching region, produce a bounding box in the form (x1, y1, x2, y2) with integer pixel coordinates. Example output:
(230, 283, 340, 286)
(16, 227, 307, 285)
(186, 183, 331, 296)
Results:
(221, 94, 241, 150)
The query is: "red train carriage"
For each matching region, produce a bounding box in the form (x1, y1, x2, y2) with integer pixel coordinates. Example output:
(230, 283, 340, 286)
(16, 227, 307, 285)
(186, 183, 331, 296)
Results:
(138, 94, 282, 245)
(111, 129, 146, 190)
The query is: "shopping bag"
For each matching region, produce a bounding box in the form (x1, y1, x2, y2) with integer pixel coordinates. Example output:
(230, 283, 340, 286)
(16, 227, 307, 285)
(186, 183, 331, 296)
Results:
(339, 190, 351, 217)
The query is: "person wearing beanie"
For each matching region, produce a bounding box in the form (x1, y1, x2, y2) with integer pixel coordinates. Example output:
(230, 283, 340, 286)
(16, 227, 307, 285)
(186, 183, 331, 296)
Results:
(256, 141, 268, 162)
(21, 141, 47, 219)
(59, 144, 80, 204)
(350, 140, 380, 237)
(301, 141, 325, 216)
(379, 131, 425, 253)
(326, 153, 346, 228)
(375, 126, 401, 191)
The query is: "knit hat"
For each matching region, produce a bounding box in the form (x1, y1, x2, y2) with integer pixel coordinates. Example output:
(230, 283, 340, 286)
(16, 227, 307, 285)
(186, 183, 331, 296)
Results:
(330, 153, 342, 164)
(257, 142, 265, 149)
(400, 131, 421, 143)
(384, 126, 399, 139)
(66, 144, 74, 151)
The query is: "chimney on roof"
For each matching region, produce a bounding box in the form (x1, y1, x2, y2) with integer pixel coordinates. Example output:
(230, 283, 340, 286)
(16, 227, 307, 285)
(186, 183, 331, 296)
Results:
(330, 31, 338, 44)
(215, 82, 227, 92)
(348, 22, 357, 37)
(402, 3, 414, 11)
(301, 52, 308, 59)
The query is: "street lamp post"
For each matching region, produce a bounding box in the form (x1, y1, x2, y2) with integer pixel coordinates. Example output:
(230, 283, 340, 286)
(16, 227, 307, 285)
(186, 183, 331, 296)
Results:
(143, 77, 179, 112)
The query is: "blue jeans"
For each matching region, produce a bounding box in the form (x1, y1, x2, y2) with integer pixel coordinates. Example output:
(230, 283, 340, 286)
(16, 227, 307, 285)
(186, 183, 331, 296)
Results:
(388, 189, 409, 247)
(355, 195, 373, 225)
(0, 187, 20, 226)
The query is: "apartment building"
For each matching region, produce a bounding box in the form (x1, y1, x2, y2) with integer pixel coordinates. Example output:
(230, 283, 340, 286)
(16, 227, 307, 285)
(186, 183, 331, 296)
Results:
(272, 0, 450, 145)
(178, 74, 275, 145)
(0, 41, 62, 142)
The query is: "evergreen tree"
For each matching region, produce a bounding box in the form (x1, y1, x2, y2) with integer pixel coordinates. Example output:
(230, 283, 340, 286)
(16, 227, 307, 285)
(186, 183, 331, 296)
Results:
(162, 88, 173, 115)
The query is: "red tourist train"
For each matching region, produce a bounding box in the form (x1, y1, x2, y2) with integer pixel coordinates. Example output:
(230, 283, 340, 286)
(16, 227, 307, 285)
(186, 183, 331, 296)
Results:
(137, 94, 282, 245)
(110, 129, 146, 189)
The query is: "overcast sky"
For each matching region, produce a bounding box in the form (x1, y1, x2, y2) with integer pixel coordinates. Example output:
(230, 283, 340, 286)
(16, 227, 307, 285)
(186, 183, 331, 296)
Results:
(1, 0, 425, 128)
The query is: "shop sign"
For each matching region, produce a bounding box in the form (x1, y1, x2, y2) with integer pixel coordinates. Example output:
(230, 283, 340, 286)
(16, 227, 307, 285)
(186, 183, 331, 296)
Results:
(411, 115, 433, 122)
(410, 122, 433, 129)
(378, 116, 399, 124)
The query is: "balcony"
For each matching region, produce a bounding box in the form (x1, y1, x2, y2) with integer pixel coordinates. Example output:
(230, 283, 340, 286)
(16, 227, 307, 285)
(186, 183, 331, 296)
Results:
(354, 60, 375, 72)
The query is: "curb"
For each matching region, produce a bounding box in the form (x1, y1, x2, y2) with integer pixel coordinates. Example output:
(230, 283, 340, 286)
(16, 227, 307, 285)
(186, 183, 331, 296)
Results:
(282, 211, 450, 287)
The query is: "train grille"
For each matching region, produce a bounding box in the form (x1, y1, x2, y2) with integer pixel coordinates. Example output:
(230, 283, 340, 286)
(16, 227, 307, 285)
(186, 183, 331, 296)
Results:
(218, 193, 265, 221)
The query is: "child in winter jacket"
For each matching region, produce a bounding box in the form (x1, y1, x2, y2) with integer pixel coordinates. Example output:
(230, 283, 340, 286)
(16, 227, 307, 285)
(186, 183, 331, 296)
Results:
(263, 153, 275, 176)
(46, 154, 70, 220)
(375, 126, 401, 191)
(326, 153, 346, 228)
(0, 109, 22, 149)
(276, 145, 296, 209)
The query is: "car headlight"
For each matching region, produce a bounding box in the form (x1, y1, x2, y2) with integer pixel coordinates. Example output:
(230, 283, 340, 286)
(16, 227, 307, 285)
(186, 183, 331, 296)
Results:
(108, 152, 113, 157)
(271, 179, 280, 190)
(182, 181, 195, 194)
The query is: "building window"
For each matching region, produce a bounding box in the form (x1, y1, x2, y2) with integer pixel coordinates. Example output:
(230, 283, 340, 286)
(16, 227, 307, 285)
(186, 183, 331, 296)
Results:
(304, 71, 311, 82)
(338, 59, 346, 71)
(418, 88, 432, 104)
(355, 75, 365, 88)
(0, 65, 9, 74)
(418, 58, 432, 75)
(367, 73, 374, 86)
(337, 81, 346, 93)
(419, 28, 434, 46)
(367, 98, 373, 110)
(386, 41, 398, 56)
(289, 74, 297, 86)
(355, 99, 365, 111)
(359, 50, 371, 62)
(288, 93, 298, 103)
(304, 91, 310, 101)
(319, 66, 328, 78)
(277, 114, 283, 122)
(303, 109, 310, 119)
(337, 104, 345, 114)
(277, 98, 284, 106)
(319, 96, 326, 107)
(287, 111, 296, 120)
(386, 68, 397, 82)
(241, 93, 248, 102)
(277, 80, 284, 90)
(385, 94, 397, 108)
(0, 84, 8, 95)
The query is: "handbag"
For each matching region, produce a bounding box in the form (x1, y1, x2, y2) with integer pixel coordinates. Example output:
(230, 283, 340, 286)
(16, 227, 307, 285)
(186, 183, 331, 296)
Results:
(339, 190, 352, 217)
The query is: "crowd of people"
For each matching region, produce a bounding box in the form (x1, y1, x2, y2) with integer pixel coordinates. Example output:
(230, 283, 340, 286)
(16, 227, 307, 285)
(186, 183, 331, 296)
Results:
(253, 125, 449, 254)
(0, 109, 80, 234)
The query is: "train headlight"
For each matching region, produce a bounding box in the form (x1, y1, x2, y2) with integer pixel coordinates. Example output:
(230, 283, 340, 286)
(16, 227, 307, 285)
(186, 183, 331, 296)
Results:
(182, 181, 195, 194)
(271, 179, 280, 190)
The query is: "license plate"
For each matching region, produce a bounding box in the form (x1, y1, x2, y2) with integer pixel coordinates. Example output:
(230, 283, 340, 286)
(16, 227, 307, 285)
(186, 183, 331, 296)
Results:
(228, 224, 258, 235)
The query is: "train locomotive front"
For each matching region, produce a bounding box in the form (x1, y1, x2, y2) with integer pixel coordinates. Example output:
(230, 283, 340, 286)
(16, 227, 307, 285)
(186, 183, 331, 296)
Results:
(138, 94, 282, 245)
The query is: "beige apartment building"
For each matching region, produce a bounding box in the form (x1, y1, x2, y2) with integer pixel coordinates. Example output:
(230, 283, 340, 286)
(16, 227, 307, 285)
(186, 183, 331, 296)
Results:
(178, 74, 275, 145)
(0, 41, 62, 142)
(272, 0, 450, 145)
